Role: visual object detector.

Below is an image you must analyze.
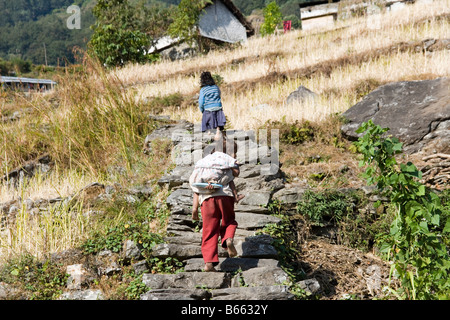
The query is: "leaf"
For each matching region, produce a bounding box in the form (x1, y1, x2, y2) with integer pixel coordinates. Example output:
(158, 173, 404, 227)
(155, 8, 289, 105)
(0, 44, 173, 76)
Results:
(431, 214, 440, 226)
(443, 218, 450, 234)
(10, 269, 19, 276)
(417, 185, 426, 196)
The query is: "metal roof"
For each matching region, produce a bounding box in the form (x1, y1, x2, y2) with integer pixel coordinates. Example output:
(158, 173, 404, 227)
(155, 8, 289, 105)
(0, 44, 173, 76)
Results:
(0, 76, 57, 85)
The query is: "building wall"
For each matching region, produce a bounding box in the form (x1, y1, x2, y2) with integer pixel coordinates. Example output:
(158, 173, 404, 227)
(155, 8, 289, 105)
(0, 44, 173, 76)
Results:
(198, 0, 247, 43)
(301, 15, 336, 30)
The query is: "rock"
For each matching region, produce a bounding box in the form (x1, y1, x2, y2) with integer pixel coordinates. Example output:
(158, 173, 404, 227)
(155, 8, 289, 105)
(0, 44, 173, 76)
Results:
(166, 188, 193, 208)
(164, 231, 202, 245)
(151, 243, 204, 260)
(66, 264, 91, 290)
(96, 250, 122, 276)
(132, 260, 150, 274)
(341, 77, 450, 154)
(240, 266, 289, 287)
(272, 187, 308, 208)
(141, 288, 210, 300)
(211, 285, 294, 300)
(122, 239, 144, 263)
(1, 154, 53, 187)
(236, 235, 278, 259)
(0, 282, 19, 299)
(51, 248, 85, 265)
(142, 272, 230, 290)
(59, 289, 104, 300)
(234, 212, 281, 229)
(239, 190, 272, 207)
(286, 86, 318, 105)
(183, 257, 280, 272)
(297, 278, 321, 295)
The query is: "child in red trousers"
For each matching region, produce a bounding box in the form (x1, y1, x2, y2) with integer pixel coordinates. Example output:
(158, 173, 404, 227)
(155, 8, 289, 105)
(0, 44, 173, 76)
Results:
(191, 138, 240, 272)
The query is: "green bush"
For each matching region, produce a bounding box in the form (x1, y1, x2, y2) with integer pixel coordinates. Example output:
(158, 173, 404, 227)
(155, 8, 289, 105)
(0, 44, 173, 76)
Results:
(260, 1, 283, 36)
(355, 120, 450, 300)
(297, 190, 359, 227)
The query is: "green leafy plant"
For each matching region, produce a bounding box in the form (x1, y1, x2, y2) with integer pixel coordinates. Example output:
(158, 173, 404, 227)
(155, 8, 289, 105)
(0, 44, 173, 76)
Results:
(354, 120, 450, 300)
(147, 257, 184, 274)
(258, 208, 302, 282)
(0, 254, 68, 300)
(120, 272, 149, 300)
(297, 190, 357, 227)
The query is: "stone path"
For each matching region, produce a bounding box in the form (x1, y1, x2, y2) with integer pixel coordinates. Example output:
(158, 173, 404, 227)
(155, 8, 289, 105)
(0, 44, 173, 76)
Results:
(140, 119, 295, 300)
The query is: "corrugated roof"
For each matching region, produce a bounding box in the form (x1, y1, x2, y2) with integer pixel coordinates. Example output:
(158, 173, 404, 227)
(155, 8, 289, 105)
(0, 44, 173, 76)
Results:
(211, 0, 255, 37)
(0, 76, 57, 85)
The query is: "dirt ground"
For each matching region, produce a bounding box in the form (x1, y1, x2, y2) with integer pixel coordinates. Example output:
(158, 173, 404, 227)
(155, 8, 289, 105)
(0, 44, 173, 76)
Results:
(297, 238, 396, 300)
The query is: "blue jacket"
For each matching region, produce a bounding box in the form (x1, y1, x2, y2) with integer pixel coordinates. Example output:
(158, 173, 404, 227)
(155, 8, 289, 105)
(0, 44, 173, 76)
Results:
(199, 85, 222, 113)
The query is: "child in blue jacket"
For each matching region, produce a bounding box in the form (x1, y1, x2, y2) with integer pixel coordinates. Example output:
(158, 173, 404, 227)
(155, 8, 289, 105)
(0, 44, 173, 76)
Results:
(199, 71, 226, 141)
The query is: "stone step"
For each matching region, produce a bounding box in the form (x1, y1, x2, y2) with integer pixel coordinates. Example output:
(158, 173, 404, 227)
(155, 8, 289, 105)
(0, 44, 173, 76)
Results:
(140, 288, 210, 300)
(210, 285, 294, 300)
(142, 272, 231, 290)
(235, 212, 282, 230)
(184, 257, 280, 272)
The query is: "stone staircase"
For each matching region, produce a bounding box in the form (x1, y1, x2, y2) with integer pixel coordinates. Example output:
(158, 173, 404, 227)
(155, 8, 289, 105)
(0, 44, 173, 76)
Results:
(140, 118, 295, 300)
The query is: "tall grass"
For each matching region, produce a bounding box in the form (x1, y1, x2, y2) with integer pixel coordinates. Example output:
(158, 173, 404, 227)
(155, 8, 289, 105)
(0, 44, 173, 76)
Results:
(0, 55, 171, 263)
(0, 199, 88, 264)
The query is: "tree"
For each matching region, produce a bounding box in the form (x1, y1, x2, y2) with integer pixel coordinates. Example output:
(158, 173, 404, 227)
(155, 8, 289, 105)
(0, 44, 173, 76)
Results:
(167, 0, 212, 47)
(260, 1, 282, 36)
(89, 0, 153, 68)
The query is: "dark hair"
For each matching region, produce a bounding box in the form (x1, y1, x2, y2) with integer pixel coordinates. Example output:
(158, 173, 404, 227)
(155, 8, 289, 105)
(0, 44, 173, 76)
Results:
(213, 136, 238, 157)
(200, 71, 216, 87)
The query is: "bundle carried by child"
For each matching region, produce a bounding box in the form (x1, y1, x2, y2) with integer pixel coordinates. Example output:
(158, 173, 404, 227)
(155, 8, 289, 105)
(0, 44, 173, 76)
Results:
(189, 151, 238, 194)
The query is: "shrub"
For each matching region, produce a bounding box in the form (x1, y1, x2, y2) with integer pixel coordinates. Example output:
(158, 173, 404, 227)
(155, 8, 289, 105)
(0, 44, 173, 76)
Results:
(355, 120, 450, 300)
(297, 189, 359, 227)
(260, 1, 282, 36)
(0, 254, 68, 300)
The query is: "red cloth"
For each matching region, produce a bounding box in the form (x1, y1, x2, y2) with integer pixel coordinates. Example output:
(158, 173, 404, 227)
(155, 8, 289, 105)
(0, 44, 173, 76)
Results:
(200, 196, 237, 265)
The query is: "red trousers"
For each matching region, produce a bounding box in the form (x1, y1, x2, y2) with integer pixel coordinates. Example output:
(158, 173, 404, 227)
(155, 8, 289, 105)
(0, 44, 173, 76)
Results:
(200, 196, 237, 265)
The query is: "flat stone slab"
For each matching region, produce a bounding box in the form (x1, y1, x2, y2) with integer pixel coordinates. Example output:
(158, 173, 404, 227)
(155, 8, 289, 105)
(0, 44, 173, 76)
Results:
(140, 288, 210, 300)
(164, 231, 202, 245)
(210, 285, 294, 300)
(184, 257, 280, 272)
(272, 187, 308, 206)
(235, 235, 278, 259)
(239, 266, 289, 287)
(142, 272, 230, 290)
(151, 243, 203, 260)
(166, 188, 193, 208)
(235, 212, 281, 230)
(59, 289, 104, 300)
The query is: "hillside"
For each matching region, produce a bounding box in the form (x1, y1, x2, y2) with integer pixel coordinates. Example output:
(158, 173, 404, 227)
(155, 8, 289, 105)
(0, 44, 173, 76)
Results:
(0, 0, 96, 66)
(0, 0, 449, 301)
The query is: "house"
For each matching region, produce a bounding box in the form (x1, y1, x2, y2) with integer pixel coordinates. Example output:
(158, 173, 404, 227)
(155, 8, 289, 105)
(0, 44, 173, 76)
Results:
(299, 0, 415, 31)
(299, 0, 341, 31)
(149, 0, 254, 55)
(0, 76, 56, 92)
(198, 0, 255, 43)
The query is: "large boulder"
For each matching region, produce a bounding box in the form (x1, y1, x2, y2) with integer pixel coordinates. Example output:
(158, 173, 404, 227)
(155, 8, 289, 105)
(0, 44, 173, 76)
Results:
(341, 77, 450, 154)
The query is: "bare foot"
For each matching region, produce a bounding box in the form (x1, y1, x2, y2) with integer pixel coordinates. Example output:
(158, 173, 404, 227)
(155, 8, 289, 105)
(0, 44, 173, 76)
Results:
(204, 263, 217, 272)
(226, 238, 237, 258)
(235, 194, 245, 203)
